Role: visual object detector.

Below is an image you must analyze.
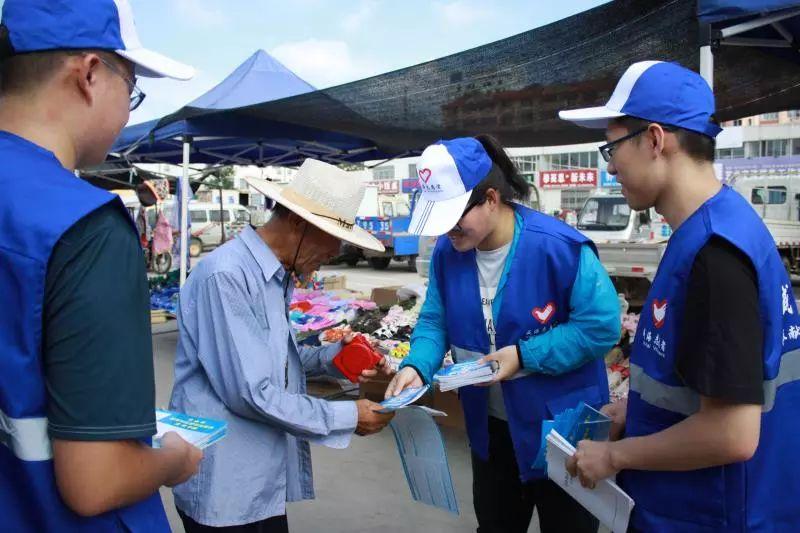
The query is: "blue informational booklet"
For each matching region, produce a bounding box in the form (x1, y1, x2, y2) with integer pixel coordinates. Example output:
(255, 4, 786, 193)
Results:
(433, 361, 497, 391)
(389, 407, 459, 514)
(154, 409, 227, 450)
(533, 402, 611, 471)
(377, 385, 430, 413)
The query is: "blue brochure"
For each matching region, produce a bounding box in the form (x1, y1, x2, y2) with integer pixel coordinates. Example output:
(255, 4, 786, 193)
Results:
(377, 385, 430, 413)
(154, 409, 227, 450)
(389, 407, 459, 515)
(532, 402, 611, 471)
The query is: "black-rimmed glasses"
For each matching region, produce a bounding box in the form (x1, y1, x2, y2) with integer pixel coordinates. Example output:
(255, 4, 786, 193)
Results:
(598, 124, 677, 162)
(453, 195, 487, 232)
(98, 56, 146, 111)
(598, 127, 648, 163)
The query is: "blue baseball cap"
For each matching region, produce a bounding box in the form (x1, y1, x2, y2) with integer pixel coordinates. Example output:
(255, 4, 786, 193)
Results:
(408, 137, 493, 236)
(559, 61, 722, 138)
(1, 0, 194, 80)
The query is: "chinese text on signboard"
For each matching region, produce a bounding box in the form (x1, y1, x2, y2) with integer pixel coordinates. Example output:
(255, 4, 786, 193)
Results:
(539, 169, 598, 189)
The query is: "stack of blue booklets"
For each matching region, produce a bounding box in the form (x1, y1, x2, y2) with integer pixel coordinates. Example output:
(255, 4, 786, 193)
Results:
(433, 360, 497, 391)
(533, 402, 611, 471)
(154, 409, 227, 450)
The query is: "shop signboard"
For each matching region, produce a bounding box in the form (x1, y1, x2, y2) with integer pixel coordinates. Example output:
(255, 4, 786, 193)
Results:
(366, 180, 401, 194)
(539, 169, 598, 189)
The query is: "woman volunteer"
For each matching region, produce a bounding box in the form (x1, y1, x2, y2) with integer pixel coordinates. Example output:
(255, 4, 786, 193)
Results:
(385, 135, 619, 533)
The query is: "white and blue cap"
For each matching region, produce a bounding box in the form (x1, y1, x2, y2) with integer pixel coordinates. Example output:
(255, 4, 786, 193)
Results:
(559, 61, 722, 138)
(408, 137, 493, 236)
(1, 0, 194, 80)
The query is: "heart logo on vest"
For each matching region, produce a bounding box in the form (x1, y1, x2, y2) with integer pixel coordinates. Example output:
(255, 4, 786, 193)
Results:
(652, 299, 668, 329)
(532, 302, 556, 324)
(418, 168, 432, 184)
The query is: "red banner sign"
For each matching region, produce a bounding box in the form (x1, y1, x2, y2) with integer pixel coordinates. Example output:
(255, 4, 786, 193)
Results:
(539, 169, 598, 189)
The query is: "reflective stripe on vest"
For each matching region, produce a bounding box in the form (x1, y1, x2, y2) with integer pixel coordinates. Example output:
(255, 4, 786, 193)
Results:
(0, 408, 52, 461)
(631, 348, 800, 416)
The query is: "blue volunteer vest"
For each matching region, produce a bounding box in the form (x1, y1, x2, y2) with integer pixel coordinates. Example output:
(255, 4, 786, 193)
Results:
(623, 186, 800, 532)
(0, 132, 170, 532)
(433, 205, 609, 481)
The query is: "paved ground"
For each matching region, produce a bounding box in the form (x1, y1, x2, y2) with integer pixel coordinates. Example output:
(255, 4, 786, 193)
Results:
(152, 319, 541, 533)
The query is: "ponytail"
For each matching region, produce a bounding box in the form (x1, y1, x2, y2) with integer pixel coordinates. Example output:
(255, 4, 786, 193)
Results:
(471, 133, 531, 202)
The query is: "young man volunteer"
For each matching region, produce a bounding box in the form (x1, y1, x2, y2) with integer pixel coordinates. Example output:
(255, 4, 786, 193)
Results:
(560, 60, 800, 531)
(0, 1, 200, 531)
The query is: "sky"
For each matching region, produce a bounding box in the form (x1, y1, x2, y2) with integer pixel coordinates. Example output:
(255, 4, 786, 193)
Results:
(125, 0, 608, 123)
(0, 0, 608, 123)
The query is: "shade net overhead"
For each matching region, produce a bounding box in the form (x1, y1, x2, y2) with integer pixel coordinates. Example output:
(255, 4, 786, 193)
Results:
(116, 0, 800, 168)
(150, 0, 799, 155)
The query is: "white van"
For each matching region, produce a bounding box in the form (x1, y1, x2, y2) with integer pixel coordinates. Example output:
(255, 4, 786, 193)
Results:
(146, 202, 251, 257)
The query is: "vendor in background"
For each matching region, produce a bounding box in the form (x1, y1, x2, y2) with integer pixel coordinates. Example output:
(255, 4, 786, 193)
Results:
(385, 136, 620, 533)
(560, 61, 800, 532)
(170, 159, 395, 532)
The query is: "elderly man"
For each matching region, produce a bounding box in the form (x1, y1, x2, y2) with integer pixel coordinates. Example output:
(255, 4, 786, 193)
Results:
(170, 159, 394, 532)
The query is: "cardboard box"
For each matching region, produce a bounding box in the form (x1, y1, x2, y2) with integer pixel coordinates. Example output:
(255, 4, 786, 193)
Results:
(323, 274, 347, 291)
(370, 286, 402, 308)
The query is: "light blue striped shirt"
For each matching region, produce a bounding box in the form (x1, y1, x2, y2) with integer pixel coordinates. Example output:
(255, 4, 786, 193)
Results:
(169, 226, 357, 526)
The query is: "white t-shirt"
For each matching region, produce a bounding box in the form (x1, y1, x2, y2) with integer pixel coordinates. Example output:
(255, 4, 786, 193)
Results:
(476, 242, 511, 421)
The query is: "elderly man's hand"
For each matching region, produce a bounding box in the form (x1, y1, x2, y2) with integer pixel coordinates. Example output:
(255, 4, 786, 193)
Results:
(354, 399, 394, 436)
(342, 331, 395, 383)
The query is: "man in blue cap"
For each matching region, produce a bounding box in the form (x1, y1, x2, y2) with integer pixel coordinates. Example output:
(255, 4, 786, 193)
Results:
(0, 1, 200, 531)
(560, 61, 800, 531)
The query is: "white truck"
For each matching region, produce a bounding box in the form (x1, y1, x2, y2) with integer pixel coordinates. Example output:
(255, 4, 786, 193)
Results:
(576, 192, 669, 307)
(579, 174, 800, 307)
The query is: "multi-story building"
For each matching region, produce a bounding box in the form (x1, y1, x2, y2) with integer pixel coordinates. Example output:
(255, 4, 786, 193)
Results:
(365, 110, 800, 216)
(141, 110, 800, 216)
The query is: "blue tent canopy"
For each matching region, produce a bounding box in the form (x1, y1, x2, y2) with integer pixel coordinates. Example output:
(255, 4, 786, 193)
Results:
(186, 49, 315, 109)
(111, 49, 394, 167)
(699, 0, 800, 24)
(698, 0, 800, 68)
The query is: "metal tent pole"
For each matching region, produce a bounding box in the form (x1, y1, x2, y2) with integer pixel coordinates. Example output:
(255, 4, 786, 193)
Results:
(179, 136, 191, 286)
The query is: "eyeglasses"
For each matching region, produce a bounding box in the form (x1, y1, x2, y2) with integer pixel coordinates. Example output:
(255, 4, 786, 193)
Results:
(452, 195, 487, 232)
(598, 124, 676, 162)
(98, 56, 146, 111)
(598, 127, 647, 163)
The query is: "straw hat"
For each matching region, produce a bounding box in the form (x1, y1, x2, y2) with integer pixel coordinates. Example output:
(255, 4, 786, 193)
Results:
(245, 159, 385, 252)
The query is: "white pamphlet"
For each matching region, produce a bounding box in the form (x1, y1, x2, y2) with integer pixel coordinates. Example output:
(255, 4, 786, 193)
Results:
(546, 429, 634, 533)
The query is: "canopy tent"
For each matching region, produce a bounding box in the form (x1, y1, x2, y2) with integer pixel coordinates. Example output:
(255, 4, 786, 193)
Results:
(81, 161, 204, 194)
(697, 0, 800, 92)
(111, 49, 392, 168)
(109, 0, 800, 284)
